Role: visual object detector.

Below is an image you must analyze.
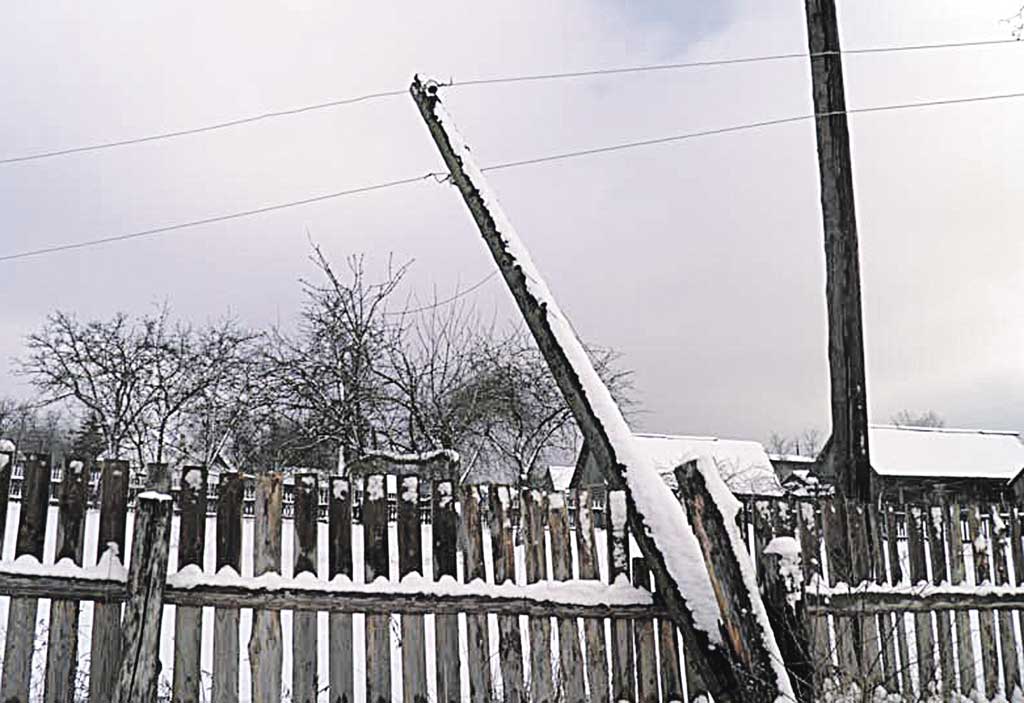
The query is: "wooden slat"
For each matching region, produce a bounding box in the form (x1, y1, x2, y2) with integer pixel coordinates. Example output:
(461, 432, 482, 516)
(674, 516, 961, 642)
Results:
(656, 586, 684, 703)
(946, 502, 976, 697)
(249, 473, 283, 703)
(488, 486, 525, 703)
(849, 502, 882, 690)
(575, 490, 609, 703)
(632, 558, 659, 703)
(926, 504, 955, 695)
(329, 477, 354, 703)
(607, 490, 636, 703)
(461, 485, 494, 703)
(968, 502, 999, 700)
(432, 479, 461, 703)
(173, 465, 208, 703)
(866, 503, 897, 693)
(906, 504, 936, 695)
(524, 490, 555, 703)
(213, 472, 243, 703)
(1, 453, 51, 703)
(548, 493, 585, 703)
(398, 476, 427, 703)
(89, 459, 130, 703)
(43, 457, 88, 703)
(363, 475, 391, 703)
(0, 446, 14, 556)
(992, 502, 1020, 696)
(822, 499, 859, 681)
(292, 473, 319, 703)
(884, 505, 913, 698)
(798, 500, 830, 695)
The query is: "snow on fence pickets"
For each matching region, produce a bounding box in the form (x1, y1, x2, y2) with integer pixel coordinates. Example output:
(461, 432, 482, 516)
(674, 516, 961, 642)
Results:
(2, 448, 1024, 703)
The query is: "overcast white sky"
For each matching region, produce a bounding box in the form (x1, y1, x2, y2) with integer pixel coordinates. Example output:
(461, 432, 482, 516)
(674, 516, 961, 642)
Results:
(1, 1, 1022, 445)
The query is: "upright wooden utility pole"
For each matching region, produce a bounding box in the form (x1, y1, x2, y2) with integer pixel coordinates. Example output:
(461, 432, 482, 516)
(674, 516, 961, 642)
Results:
(805, 0, 872, 501)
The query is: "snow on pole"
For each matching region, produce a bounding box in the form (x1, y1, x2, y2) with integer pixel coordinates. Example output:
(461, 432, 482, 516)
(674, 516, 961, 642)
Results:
(410, 77, 794, 703)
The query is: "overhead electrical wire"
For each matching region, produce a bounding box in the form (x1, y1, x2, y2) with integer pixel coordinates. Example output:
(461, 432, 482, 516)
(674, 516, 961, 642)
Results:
(3, 87, 1024, 264)
(0, 37, 1018, 166)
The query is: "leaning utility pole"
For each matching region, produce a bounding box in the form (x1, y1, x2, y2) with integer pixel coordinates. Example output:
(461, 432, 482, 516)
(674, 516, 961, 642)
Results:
(805, 0, 872, 501)
(411, 77, 795, 703)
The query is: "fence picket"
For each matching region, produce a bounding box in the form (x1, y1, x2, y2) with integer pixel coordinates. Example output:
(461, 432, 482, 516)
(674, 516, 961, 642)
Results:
(606, 490, 636, 703)
(488, 485, 525, 703)
(1, 453, 51, 703)
(575, 490, 609, 703)
(364, 475, 391, 703)
(968, 502, 999, 700)
(329, 477, 354, 703)
(293, 473, 319, 703)
(906, 505, 936, 695)
(945, 502, 976, 697)
(548, 493, 585, 703)
(432, 479, 461, 703)
(822, 499, 859, 681)
(460, 486, 494, 703)
(798, 500, 830, 695)
(213, 472, 243, 703)
(866, 503, 897, 693)
(398, 476, 427, 703)
(883, 504, 913, 698)
(523, 490, 555, 703)
(43, 457, 88, 703)
(991, 502, 1020, 696)
(249, 473, 283, 703)
(632, 558, 658, 703)
(924, 504, 955, 695)
(173, 465, 208, 703)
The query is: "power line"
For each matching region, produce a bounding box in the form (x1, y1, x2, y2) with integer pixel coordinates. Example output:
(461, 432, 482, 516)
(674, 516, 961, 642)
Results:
(0, 174, 439, 263)
(0, 37, 1018, 166)
(3, 87, 1024, 263)
(386, 271, 501, 316)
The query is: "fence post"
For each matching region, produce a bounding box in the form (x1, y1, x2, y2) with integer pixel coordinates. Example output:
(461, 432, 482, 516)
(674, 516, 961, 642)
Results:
(114, 491, 174, 703)
(762, 532, 813, 703)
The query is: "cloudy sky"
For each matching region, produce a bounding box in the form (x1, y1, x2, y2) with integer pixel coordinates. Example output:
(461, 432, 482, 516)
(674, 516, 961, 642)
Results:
(1, 1, 1022, 445)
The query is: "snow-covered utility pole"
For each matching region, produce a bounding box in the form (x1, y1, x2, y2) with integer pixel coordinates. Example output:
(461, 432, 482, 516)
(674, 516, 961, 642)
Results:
(804, 0, 872, 502)
(410, 77, 795, 703)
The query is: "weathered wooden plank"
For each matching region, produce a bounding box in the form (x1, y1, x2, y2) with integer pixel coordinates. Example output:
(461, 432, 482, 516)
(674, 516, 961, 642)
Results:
(461, 485, 494, 703)
(0, 444, 14, 556)
(172, 465, 208, 703)
(656, 592, 685, 703)
(992, 502, 1020, 696)
(798, 500, 831, 695)
(575, 490, 609, 703)
(821, 499, 860, 684)
(606, 490, 636, 703)
(884, 505, 913, 698)
(968, 502, 999, 700)
(363, 475, 391, 703)
(213, 471, 243, 703)
(848, 502, 882, 691)
(432, 479, 461, 703)
(866, 503, 897, 694)
(523, 490, 555, 703)
(43, 457, 88, 703)
(249, 473, 283, 703)
(632, 559, 659, 703)
(113, 493, 174, 703)
(925, 504, 955, 696)
(548, 493, 585, 703)
(292, 473, 319, 703)
(489, 485, 525, 703)
(1, 453, 50, 703)
(946, 502, 976, 697)
(398, 476, 427, 703)
(906, 504, 936, 695)
(90, 458, 131, 703)
(328, 477, 354, 703)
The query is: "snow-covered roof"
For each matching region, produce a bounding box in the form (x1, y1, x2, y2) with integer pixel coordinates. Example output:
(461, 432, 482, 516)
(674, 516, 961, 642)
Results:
(547, 465, 575, 492)
(768, 453, 816, 465)
(869, 425, 1024, 481)
(634, 433, 784, 497)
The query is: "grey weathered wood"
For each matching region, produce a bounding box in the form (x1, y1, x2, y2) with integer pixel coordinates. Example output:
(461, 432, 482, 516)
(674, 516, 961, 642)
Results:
(804, 0, 872, 501)
(173, 465, 208, 703)
(90, 459, 131, 703)
(866, 504, 897, 693)
(433, 479, 461, 703)
(906, 505, 936, 694)
(398, 476, 427, 703)
(43, 457, 88, 703)
(113, 493, 174, 703)
(821, 499, 859, 683)
(411, 78, 791, 703)
(575, 490, 609, 703)
(0, 446, 14, 556)
(292, 473, 319, 703)
(363, 474, 391, 703)
(926, 505, 955, 695)
(548, 493, 585, 703)
(884, 505, 912, 698)
(632, 559, 658, 703)
(213, 471, 243, 703)
(991, 503, 1020, 696)
(606, 490, 636, 703)
(523, 490, 555, 703)
(489, 485, 525, 703)
(849, 503, 881, 690)
(328, 477, 354, 703)
(249, 473, 283, 703)
(946, 502, 975, 697)
(461, 485, 494, 703)
(968, 503, 998, 700)
(798, 500, 830, 695)
(1, 453, 51, 703)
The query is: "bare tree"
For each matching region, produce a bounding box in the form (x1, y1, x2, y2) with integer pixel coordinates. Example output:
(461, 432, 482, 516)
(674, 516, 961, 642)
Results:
(890, 409, 944, 428)
(767, 432, 794, 456)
